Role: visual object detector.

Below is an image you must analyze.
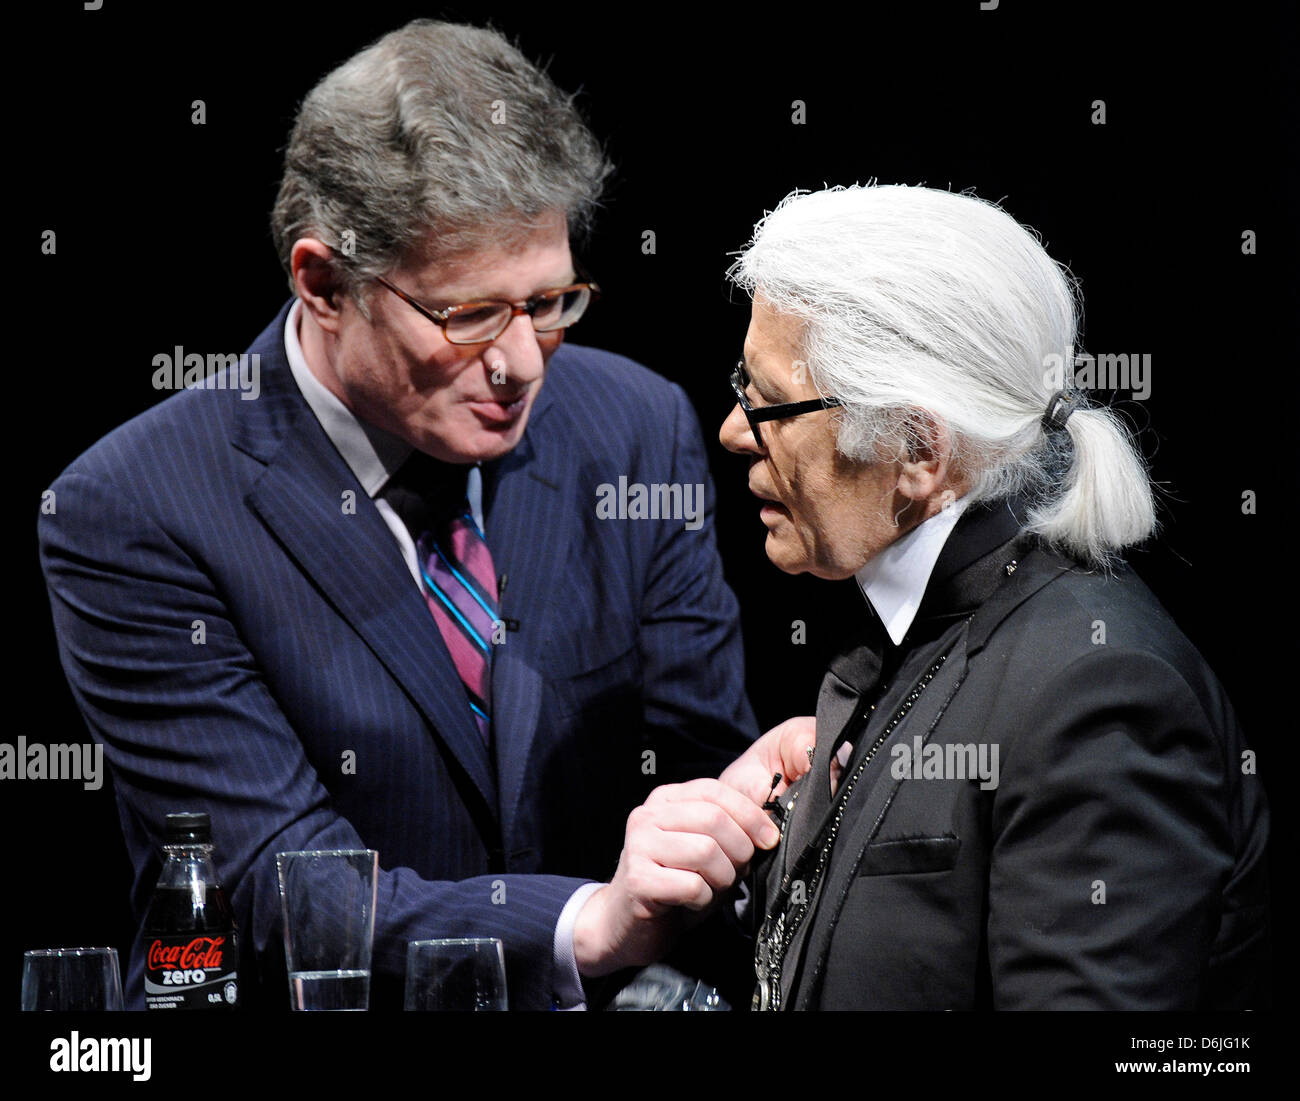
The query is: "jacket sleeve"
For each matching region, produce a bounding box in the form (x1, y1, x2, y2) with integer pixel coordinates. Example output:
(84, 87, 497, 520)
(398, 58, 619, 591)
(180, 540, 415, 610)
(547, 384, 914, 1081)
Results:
(38, 468, 588, 1010)
(987, 647, 1242, 1008)
(635, 382, 759, 783)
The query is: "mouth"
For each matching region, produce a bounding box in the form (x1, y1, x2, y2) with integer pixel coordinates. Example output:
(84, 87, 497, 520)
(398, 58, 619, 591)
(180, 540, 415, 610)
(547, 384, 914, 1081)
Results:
(466, 394, 528, 426)
(749, 482, 789, 523)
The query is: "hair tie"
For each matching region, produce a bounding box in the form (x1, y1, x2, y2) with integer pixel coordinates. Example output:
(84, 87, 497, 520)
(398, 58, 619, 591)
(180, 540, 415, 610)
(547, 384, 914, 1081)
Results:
(1042, 389, 1083, 434)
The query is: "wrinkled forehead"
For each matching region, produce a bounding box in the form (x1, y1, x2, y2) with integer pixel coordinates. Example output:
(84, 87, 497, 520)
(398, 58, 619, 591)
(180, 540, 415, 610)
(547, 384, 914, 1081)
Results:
(394, 216, 575, 303)
(744, 295, 807, 378)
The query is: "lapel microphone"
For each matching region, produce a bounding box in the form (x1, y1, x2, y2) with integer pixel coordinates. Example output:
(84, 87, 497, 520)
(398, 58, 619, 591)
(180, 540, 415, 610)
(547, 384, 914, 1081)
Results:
(496, 573, 520, 632)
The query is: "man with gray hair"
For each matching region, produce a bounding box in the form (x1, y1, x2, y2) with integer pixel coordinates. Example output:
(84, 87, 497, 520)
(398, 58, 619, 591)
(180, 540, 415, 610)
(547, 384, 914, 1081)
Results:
(39, 20, 791, 1011)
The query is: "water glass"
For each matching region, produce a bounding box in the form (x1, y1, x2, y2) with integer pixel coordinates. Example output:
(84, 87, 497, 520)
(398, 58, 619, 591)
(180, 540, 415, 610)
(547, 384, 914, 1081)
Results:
(275, 849, 378, 1011)
(22, 947, 124, 1011)
(404, 938, 507, 1011)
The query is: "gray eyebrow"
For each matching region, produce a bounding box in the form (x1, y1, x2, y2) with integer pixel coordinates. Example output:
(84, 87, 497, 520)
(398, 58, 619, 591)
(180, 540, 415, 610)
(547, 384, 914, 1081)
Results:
(426, 268, 580, 309)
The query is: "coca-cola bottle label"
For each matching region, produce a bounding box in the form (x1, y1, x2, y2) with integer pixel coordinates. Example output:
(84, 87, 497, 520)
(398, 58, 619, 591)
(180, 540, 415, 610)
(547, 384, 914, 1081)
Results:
(143, 934, 239, 1010)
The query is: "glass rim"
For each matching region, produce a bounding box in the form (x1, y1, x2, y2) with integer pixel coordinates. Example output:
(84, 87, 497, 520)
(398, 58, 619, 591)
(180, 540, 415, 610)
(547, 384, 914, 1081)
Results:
(24, 946, 119, 958)
(274, 848, 378, 861)
(407, 937, 502, 949)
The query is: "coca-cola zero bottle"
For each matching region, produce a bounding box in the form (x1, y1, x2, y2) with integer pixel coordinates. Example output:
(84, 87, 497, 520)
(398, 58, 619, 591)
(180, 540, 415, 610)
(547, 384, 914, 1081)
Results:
(142, 812, 239, 1010)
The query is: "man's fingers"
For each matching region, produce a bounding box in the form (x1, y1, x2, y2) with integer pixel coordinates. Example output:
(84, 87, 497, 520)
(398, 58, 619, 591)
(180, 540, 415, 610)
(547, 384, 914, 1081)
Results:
(631, 800, 757, 871)
(579, 778, 777, 976)
(624, 859, 716, 912)
(628, 832, 737, 894)
(648, 778, 781, 849)
(626, 811, 754, 889)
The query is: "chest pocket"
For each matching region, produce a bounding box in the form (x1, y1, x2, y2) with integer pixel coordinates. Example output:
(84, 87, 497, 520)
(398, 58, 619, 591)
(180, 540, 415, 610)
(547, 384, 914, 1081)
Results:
(855, 834, 961, 876)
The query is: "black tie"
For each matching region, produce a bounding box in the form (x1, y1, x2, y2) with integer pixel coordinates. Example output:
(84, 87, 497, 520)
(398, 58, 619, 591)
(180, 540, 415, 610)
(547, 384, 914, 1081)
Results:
(382, 450, 470, 545)
(786, 601, 893, 859)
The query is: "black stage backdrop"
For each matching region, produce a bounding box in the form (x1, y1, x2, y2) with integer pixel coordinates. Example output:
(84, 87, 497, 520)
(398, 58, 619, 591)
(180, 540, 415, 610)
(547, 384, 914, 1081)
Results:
(10, 0, 1296, 1079)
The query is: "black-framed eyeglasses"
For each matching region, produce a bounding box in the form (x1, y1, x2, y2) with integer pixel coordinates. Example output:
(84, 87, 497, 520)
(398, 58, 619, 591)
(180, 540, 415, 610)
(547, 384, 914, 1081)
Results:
(375, 272, 601, 345)
(729, 359, 843, 448)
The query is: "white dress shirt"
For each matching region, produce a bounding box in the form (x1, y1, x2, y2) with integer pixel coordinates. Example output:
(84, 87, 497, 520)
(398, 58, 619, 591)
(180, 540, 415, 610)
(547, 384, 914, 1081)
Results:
(855, 495, 971, 646)
(828, 495, 971, 771)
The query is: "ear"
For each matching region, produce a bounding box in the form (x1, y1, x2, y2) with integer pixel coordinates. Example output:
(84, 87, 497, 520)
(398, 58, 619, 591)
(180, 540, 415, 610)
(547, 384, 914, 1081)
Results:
(291, 238, 346, 336)
(896, 410, 957, 506)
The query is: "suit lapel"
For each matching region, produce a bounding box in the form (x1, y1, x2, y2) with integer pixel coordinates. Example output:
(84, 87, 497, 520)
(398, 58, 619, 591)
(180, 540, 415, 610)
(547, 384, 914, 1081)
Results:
(788, 501, 1025, 859)
(235, 303, 498, 822)
(480, 395, 568, 854)
(791, 627, 973, 1008)
(787, 633, 884, 858)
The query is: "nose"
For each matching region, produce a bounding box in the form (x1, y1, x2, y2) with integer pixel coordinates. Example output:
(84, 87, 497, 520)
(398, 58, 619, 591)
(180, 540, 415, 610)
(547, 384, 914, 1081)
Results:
(484, 313, 546, 387)
(720, 401, 762, 455)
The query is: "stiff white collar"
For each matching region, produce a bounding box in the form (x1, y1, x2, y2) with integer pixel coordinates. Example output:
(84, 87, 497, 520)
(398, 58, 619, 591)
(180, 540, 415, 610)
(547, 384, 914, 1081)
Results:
(854, 496, 970, 646)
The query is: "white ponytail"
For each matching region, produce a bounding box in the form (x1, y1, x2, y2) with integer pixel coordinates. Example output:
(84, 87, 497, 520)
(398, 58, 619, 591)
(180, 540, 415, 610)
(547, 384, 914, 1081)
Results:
(1026, 407, 1156, 569)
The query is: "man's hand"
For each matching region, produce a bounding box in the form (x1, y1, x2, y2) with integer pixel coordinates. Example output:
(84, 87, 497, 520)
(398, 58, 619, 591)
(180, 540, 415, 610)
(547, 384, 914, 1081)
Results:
(718, 715, 818, 805)
(573, 778, 780, 977)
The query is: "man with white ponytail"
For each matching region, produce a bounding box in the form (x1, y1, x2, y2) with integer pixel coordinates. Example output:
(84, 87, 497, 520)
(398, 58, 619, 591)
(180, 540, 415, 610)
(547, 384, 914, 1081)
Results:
(722, 184, 1269, 1010)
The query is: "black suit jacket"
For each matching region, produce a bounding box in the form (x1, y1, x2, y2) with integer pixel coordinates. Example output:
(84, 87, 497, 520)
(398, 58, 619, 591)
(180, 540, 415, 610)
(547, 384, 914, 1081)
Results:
(752, 498, 1270, 1009)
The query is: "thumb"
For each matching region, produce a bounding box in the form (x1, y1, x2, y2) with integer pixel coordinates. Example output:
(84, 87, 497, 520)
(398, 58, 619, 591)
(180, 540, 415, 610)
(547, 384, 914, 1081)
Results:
(775, 715, 817, 782)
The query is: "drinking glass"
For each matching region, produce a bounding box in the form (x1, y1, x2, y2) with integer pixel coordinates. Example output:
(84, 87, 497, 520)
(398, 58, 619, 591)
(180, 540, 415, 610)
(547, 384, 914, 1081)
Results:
(275, 849, 378, 1011)
(404, 938, 508, 1011)
(21, 947, 124, 1011)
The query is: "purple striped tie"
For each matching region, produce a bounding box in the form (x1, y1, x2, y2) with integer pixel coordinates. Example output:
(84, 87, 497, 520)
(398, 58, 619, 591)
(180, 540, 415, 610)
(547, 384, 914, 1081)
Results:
(417, 513, 499, 742)
(382, 453, 499, 743)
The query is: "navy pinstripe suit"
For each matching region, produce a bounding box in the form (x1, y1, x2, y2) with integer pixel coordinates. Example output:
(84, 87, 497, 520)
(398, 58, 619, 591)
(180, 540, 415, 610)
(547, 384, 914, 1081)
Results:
(38, 300, 757, 1010)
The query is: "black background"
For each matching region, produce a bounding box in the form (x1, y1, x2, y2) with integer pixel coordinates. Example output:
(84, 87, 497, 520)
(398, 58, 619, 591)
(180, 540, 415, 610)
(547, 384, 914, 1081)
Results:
(10, 0, 1296, 1070)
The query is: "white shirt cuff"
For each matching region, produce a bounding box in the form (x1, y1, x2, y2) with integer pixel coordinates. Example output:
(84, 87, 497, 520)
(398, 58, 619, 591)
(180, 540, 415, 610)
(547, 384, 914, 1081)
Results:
(552, 881, 604, 1010)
